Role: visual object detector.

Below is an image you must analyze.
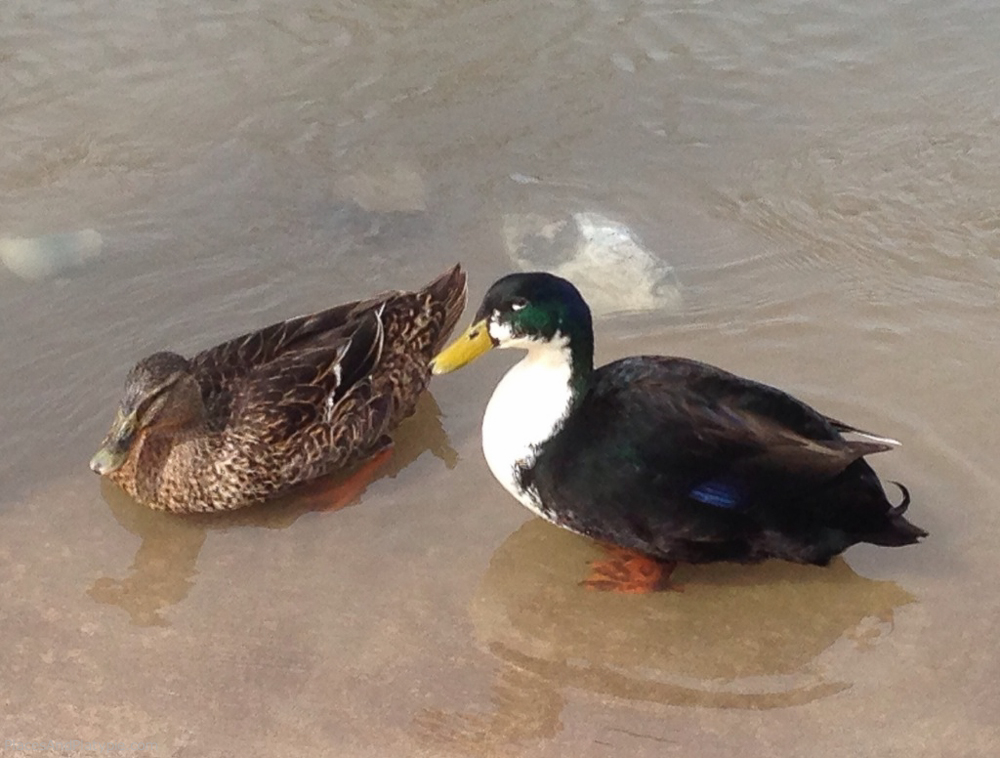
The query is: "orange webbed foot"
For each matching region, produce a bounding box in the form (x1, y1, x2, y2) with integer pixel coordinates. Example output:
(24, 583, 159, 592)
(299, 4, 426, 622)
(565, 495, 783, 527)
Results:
(300, 443, 395, 513)
(581, 546, 679, 594)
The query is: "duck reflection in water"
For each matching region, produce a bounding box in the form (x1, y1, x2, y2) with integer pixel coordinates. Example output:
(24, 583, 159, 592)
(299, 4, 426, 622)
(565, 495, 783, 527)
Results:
(88, 394, 457, 626)
(415, 519, 916, 753)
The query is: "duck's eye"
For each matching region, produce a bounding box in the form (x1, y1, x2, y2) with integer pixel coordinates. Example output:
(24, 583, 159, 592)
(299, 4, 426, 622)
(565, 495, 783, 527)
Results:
(510, 298, 528, 312)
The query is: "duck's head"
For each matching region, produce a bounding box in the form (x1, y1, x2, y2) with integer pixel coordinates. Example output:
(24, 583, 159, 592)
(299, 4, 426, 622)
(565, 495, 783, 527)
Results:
(89, 351, 204, 476)
(430, 272, 593, 374)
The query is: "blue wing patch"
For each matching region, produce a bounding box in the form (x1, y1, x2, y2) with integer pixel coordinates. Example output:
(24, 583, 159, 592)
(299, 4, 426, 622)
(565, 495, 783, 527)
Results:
(690, 480, 743, 509)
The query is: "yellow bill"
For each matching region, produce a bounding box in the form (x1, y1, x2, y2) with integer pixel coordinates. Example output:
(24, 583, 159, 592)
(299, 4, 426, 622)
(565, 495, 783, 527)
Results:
(430, 319, 493, 374)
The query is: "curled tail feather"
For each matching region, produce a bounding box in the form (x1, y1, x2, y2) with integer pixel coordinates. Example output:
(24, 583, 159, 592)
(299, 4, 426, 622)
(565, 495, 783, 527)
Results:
(888, 481, 911, 516)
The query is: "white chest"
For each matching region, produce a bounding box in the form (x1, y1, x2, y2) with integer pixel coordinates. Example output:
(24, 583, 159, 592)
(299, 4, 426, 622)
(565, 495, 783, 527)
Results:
(480, 344, 574, 516)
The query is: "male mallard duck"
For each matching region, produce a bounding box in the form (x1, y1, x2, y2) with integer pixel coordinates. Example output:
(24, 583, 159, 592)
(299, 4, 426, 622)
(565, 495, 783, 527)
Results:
(90, 265, 467, 513)
(431, 272, 926, 592)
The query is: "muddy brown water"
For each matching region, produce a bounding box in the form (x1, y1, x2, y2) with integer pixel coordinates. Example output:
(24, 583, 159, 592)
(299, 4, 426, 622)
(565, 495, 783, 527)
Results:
(2, 0, 998, 756)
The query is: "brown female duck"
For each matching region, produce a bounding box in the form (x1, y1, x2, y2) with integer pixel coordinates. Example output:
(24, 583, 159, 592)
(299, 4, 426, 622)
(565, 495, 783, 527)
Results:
(90, 265, 467, 513)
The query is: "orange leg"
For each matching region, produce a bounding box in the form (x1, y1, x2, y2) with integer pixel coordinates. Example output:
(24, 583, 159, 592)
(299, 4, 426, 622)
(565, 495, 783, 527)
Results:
(301, 444, 395, 513)
(581, 545, 679, 594)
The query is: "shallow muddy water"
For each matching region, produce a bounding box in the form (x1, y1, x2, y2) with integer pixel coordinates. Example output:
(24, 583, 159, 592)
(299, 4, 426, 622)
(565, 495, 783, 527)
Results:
(1, 0, 998, 756)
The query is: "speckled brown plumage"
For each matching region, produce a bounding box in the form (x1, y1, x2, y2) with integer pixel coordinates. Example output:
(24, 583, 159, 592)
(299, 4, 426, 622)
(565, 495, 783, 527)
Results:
(90, 265, 467, 513)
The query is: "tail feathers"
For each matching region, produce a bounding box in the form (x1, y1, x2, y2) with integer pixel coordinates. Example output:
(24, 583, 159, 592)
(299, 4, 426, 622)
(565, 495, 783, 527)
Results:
(790, 464, 928, 558)
(424, 264, 468, 353)
(861, 482, 928, 547)
(864, 520, 928, 549)
(863, 516, 928, 547)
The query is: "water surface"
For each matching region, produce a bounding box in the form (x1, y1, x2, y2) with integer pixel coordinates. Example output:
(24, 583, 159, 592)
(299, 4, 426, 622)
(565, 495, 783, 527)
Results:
(2, 0, 998, 755)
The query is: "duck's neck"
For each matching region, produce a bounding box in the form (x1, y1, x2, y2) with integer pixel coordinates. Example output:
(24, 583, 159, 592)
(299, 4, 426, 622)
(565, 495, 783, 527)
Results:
(481, 331, 593, 510)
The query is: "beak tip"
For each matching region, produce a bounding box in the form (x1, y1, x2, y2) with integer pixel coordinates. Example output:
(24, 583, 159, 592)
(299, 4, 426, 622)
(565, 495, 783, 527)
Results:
(89, 450, 117, 476)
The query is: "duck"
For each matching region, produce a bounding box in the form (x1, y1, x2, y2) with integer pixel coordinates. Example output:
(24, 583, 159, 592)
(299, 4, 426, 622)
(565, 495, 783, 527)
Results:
(430, 272, 926, 592)
(90, 265, 467, 513)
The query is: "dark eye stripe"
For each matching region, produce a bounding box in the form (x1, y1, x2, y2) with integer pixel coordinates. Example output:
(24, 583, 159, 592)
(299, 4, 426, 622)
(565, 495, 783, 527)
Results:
(132, 394, 156, 419)
(131, 379, 175, 418)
